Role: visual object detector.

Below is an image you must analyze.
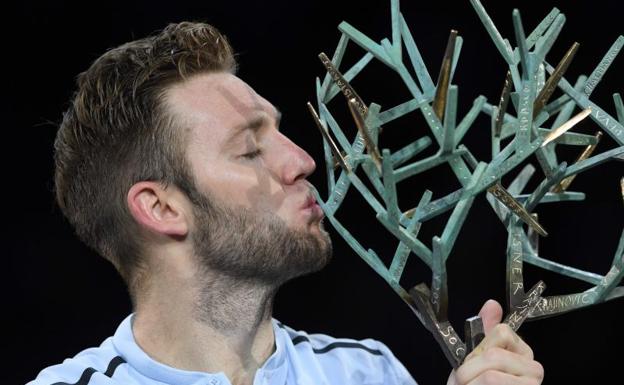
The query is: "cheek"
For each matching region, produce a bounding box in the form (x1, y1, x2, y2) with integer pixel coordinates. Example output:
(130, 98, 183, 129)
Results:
(200, 161, 287, 210)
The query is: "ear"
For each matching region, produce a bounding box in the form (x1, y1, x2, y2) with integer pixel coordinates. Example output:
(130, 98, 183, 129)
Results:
(127, 181, 189, 238)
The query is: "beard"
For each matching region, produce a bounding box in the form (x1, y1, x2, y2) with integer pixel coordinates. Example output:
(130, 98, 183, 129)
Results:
(188, 186, 333, 286)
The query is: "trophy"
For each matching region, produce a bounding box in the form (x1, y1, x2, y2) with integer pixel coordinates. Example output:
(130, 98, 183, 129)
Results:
(308, 0, 624, 368)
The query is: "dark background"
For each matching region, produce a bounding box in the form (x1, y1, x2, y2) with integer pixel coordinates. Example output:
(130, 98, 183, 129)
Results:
(4, 0, 623, 384)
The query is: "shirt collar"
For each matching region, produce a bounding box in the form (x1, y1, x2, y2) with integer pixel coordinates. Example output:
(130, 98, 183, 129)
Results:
(112, 314, 288, 385)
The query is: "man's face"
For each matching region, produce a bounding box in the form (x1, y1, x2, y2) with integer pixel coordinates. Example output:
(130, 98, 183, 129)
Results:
(165, 72, 331, 282)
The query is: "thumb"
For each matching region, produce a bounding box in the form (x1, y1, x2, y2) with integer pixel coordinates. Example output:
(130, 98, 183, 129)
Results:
(478, 299, 503, 333)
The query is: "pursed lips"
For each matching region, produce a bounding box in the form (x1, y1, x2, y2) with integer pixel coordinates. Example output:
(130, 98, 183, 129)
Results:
(300, 193, 324, 220)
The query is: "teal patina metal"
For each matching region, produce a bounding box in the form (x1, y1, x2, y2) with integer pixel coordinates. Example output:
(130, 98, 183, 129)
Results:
(309, 0, 624, 368)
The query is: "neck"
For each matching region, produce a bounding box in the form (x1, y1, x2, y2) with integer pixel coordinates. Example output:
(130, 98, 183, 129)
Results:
(132, 267, 279, 385)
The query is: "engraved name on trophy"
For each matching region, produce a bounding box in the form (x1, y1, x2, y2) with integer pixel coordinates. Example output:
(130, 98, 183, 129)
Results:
(309, 0, 624, 368)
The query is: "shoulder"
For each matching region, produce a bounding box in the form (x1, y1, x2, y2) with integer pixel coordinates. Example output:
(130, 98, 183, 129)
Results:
(275, 321, 418, 385)
(27, 338, 130, 385)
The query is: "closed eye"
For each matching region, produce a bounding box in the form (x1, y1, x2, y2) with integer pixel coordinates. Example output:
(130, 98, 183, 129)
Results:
(241, 148, 263, 160)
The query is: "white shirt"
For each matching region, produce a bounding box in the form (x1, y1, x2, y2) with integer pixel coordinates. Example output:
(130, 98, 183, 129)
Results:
(29, 314, 418, 385)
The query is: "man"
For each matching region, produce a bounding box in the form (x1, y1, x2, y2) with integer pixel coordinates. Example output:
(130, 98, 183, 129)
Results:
(28, 22, 544, 385)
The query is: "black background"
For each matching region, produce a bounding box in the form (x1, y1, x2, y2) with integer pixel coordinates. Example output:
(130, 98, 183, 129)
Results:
(5, 0, 623, 384)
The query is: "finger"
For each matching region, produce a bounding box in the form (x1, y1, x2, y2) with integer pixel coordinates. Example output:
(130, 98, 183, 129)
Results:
(478, 299, 503, 333)
(465, 324, 533, 362)
(456, 347, 543, 384)
(466, 370, 542, 385)
(446, 369, 458, 385)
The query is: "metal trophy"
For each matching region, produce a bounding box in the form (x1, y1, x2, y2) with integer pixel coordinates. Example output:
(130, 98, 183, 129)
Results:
(308, 0, 624, 368)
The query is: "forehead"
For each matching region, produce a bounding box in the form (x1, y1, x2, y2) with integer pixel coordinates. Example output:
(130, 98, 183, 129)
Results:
(165, 72, 276, 141)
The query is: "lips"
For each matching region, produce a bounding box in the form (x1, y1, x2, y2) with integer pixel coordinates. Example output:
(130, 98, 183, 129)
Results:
(302, 195, 317, 209)
(301, 194, 324, 219)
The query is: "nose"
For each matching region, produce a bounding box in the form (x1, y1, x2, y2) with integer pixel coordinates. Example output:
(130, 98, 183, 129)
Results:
(272, 131, 316, 185)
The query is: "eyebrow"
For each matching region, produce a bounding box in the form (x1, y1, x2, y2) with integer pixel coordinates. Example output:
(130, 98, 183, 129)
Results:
(226, 108, 282, 145)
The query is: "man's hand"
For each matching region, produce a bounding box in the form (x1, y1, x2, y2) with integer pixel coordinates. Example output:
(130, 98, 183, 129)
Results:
(446, 300, 544, 385)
